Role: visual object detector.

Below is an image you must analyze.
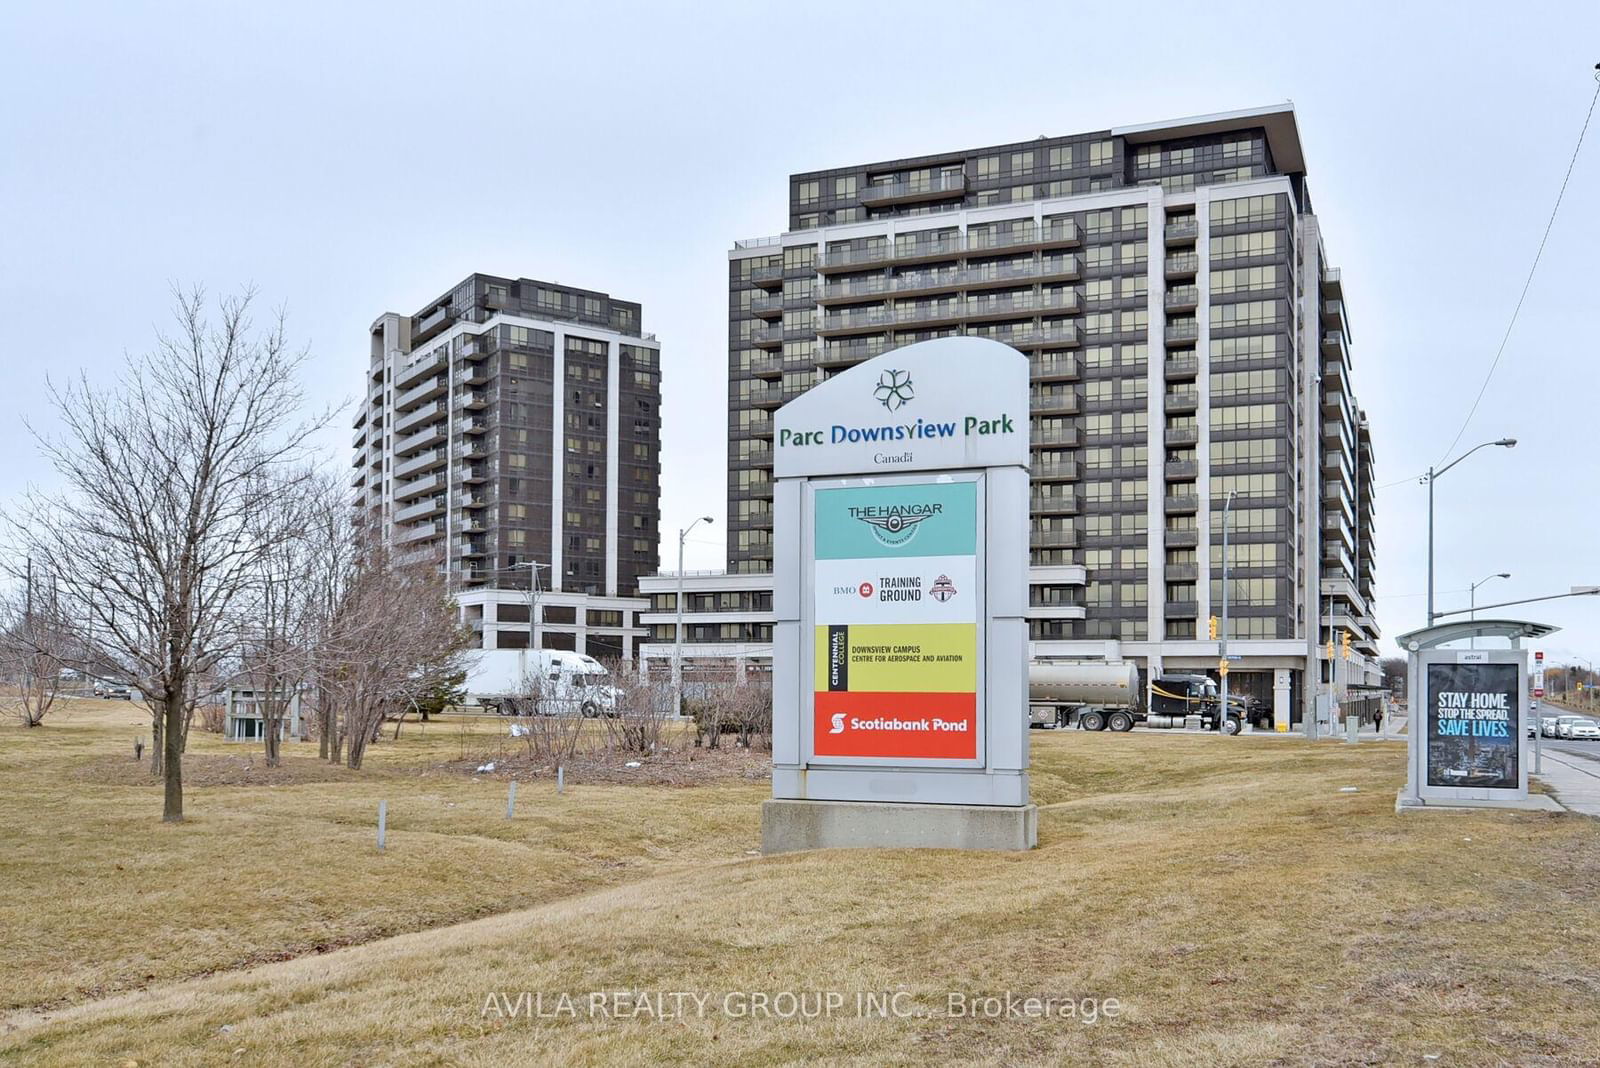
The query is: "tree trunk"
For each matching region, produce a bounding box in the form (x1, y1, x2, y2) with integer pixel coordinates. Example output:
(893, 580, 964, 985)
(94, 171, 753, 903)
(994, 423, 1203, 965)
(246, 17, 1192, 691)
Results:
(150, 714, 164, 776)
(317, 689, 329, 761)
(264, 714, 281, 767)
(162, 692, 184, 822)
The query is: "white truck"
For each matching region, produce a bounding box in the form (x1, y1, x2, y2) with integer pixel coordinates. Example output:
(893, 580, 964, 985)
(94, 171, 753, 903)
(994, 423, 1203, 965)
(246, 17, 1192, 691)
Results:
(1028, 660, 1254, 735)
(462, 649, 619, 718)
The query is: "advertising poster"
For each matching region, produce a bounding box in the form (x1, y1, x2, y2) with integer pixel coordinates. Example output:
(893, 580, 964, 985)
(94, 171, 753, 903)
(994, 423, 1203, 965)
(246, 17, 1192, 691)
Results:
(1426, 662, 1519, 789)
(811, 479, 979, 761)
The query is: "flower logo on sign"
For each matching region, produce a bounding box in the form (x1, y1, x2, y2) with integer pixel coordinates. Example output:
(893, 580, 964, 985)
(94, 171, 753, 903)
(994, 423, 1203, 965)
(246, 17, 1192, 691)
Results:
(873, 369, 914, 411)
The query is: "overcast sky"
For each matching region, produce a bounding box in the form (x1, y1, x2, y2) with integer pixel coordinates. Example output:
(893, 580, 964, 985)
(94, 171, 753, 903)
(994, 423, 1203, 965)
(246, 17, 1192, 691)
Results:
(2, 1, 1597, 663)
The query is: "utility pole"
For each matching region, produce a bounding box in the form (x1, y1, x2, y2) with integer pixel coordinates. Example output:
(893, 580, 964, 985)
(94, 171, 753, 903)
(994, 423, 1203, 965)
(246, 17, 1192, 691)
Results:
(674, 516, 714, 718)
(1425, 438, 1516, 626)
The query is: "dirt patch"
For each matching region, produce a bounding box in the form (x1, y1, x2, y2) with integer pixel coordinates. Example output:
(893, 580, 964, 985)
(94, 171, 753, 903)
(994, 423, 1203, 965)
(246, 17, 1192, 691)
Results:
(72, 753, 360, 788)
(437, 741, 772, 787)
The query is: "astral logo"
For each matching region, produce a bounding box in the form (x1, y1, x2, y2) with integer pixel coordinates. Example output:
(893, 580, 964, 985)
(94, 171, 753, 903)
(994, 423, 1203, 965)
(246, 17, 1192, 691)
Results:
(849, 502, 942, 548)
(828, 713, 846, 734)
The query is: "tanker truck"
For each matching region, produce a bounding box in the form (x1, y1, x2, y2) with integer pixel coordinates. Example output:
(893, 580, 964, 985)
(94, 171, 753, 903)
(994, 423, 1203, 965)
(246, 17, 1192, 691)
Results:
(1028, 660, 1252, 735)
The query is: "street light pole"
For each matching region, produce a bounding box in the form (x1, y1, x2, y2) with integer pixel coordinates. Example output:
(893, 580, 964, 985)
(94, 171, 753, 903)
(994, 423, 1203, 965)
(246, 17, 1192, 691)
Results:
(1468, 571, 1510, 649)
(674, 516, 714, 717)
(511, 560, 546, 654)
(1218, 490, 1236, 734)
(1425, 438, 1516, 627)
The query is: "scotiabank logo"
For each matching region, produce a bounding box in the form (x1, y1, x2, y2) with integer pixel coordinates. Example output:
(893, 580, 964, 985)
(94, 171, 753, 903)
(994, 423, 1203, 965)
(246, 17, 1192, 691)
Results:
(813, 692, 977, 760)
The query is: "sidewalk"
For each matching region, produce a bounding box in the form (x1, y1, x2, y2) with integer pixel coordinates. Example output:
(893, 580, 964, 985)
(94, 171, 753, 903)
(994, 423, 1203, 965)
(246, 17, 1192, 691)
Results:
(1534, 749, 1600, 817)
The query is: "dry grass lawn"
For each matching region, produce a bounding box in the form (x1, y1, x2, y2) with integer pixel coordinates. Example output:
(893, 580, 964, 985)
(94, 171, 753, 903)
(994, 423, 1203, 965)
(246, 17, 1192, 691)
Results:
(3, 702, 1599, 1066)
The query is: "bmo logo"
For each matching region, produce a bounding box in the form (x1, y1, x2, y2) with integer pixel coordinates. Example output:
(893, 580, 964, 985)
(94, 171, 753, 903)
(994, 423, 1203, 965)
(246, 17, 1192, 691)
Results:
(859, 582, 874, 598)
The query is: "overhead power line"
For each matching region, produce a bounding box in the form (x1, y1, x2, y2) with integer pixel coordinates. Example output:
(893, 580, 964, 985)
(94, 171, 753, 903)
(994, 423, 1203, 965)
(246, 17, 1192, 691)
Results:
(1435, 69, 1600, 466)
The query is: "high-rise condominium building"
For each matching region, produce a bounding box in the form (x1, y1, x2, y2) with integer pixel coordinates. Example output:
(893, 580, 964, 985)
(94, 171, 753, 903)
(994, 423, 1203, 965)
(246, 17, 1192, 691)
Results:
(641, 104, 1378, 727)
(354, 273, 661, 660)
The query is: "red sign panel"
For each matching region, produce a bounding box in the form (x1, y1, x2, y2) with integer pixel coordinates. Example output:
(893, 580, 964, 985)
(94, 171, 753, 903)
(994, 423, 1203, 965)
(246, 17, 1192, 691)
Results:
(1534, 687, 1545, 698)
(813, 691, 977, 760)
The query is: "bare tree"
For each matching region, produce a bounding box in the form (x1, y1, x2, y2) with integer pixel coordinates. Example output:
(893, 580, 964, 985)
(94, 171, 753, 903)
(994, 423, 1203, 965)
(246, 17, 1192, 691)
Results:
(598, 659, 674, 754)
(323, 540, 468, 770)
(0, 582, 75, 727)
(12, 288, 325, 821)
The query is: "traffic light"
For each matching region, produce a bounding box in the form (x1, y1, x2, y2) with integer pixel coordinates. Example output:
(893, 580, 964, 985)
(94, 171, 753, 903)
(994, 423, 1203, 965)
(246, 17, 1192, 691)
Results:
(1341, 630, 1351, 660)
(1326, 638, 1335, 661)
(1208, 616, 1218, 640)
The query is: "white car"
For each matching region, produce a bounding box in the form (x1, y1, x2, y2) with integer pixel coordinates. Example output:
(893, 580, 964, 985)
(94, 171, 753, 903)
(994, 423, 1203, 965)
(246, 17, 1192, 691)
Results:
(1541, 716, 1561, 737)
(1555, 716, 1590, 739)
(1567, 720, 1600, 741)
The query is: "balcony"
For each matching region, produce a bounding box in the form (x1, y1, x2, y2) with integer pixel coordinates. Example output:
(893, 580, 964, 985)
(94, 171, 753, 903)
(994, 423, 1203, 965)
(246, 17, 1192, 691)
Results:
(859, 172, 967, 207)
(395, 496, 445, 524)
(460, 336, 494, 360)
(1164, 389, 1199, 413)
(1164, 528, 1199, 549)
(1164, 600, 1199, 618)
(750, 264, 785, 288)
(1166, 563, 1199, 582)
(1031, 459, 1080, 481)
(1164, 252, 1199, 278)
(456, 540, 488, 557)
(458, 465, 490, 484)
(1006, 323, 1081, 349)
(1039, 219, 1081, 247)
(394, 448, 444, 479)
(1031, 425, 1079, 447)
(395, 422, 445, 456)
(749, 324, 784, 348)
(817, 243, 894, 273)
(1037, 254, 1083, 282)
(749, 295, 784, 319)
(750, 383, 783, 409)
(455, 362, 490, 387)
(1164, 425, 1198, 447)
(394, 472, 441, 502)
(1030, 491, 1079, 515)
(819, 307, 895, 335)
(1030, 528, 1078, 548)
(1164, 353, 1199, 379)
(457, 511, 487, 534)
(395, 349, 447, 390)
(892, 235, 965, 266)
(820, 337, 889, 367)
(396, 374, 448, 411)
(460, 417, 490, 435)
(398, 522, 438, 544)
(1164, 217, 1198, 244)
(820, 276, 894, 304)
(453, 439, 489, 461)
(394, 400, 443, 435)
(1029, 388, 1078, 414)
(1164, 286, 1199, 312)
(412, 304, 456, 345)
(1164, 494, 1199, 514)
(1030, 354, 1079, 381)
(1164, 319, 1198, 346)
(452, 389, 489, 411)
(1164, 460, 1198, 481)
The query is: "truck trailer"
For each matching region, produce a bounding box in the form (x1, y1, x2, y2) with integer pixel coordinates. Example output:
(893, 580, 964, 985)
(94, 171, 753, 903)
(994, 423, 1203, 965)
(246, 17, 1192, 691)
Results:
(1028, 660, 1255, 735)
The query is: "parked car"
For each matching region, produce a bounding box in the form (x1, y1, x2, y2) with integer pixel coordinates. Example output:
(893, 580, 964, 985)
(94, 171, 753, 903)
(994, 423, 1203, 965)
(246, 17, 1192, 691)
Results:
(1567, 719, 1600, 741)
(1554, 716, 1590, 739)
(1541, 716, 1563, 737)
(93, 681, 132, 700)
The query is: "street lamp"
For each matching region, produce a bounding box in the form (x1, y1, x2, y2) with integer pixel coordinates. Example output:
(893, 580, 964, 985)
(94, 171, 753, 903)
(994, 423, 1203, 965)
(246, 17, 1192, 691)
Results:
(674, 516, 714, 716)
(1218, 490, 1236, 733)
(1468, 571, 1510, 650)
(1424, 438, 1516, 626)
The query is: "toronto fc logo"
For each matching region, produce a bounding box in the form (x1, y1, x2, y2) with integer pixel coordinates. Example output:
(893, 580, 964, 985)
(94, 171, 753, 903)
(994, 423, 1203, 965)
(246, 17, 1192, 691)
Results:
(930, 574, 958, 602)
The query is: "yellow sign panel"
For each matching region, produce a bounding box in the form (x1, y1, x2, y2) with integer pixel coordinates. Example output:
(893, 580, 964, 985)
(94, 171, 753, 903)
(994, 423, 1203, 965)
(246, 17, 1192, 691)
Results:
(1218, 658, 1230, 676)
(814, 622, 977, 694)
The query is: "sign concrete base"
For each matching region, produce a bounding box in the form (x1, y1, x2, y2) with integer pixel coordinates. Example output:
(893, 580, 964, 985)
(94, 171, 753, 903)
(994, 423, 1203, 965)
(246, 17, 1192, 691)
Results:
(1394, 790, 1564, 814)
(761, 799, 1038, 854)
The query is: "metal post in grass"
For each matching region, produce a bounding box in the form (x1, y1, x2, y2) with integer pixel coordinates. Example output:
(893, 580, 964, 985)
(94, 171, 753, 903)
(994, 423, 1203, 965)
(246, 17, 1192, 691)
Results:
(506, 780, 517, 819)
(377, 800, 387, 851)
(557, 765, 565, 794)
